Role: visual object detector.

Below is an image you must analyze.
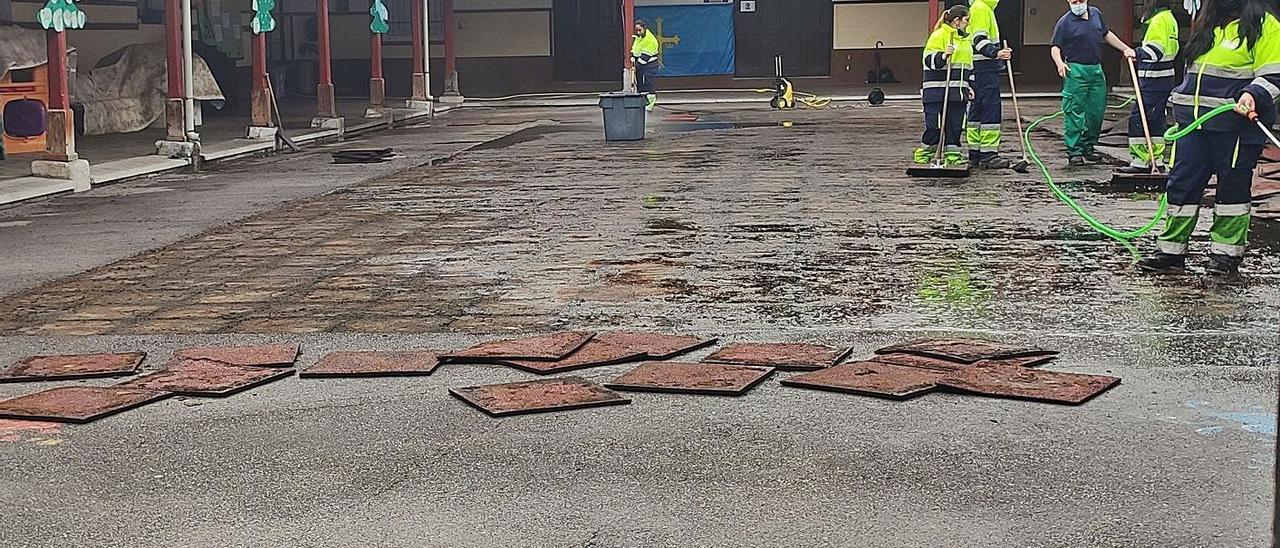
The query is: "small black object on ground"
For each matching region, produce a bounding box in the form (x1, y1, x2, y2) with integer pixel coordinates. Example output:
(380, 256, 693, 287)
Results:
(1109, 170, 1168, 185)
(332, 148, 394, 164)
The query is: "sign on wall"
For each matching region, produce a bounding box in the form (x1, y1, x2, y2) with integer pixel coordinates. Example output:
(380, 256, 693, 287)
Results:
(635, 3, 735, 77)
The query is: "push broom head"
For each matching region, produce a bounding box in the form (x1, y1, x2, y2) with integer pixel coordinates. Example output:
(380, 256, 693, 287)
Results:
(906, 164, 970, 178)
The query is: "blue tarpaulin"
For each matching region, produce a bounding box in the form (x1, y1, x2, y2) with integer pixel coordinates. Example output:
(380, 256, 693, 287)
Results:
(634, 4, 735, 77)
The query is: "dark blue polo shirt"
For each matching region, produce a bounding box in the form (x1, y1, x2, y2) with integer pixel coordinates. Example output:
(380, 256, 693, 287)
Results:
(1051, 7, 1109, 65)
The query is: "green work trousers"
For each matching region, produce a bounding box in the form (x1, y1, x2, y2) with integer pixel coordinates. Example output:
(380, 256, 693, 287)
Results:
(1061, 63, 1107, 157)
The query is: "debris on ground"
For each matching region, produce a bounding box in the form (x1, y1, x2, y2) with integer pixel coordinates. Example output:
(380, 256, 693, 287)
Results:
(780, 361, 945, 400)
(300, 351, 442, 378)
(449, 377, 630, 417)
(873, 338, 1058, 364)
(174, 344, 300, 368)
(0, 386, 171, 423)
(703, 342, 853, 371)
(604, 361, 775, 396)
(120, 359, 295, 397)
(1, 352, 146, 383)
(441, 331, 595, 363)
(331, 148, 394, 164)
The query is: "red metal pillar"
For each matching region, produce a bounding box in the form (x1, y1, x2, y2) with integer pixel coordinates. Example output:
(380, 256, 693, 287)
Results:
(315, 0, 337, 118)
(1123, 0, 1135, 79)
(250, 32, 272, 127)
(369, 33, 385, 111)
(163, 0, 186, 141)
(928, 0, 940, 34)
(443, 0, 458, 95)
(623, 0, 635, 70)
(410, 0, 428, 101)
(44, 29, 75, 161)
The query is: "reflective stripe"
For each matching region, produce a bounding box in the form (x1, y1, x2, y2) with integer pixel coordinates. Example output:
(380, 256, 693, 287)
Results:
(1138, 69, 1176, 79)
(1140, 44, 1161, 60)
(979, 124, 1000, 131)
(1252, 77, 1280, 100)
(1215, 202, 1251, 216)
(1232, 137, 1240, 168)
(1187, 63, 1254, 79)
(1157, 240, 1188, 254)
(1167, 204, 1200, 217)
(1257, 63, 1280, 77)
(1170, 93, 1234, 108)
(922, 81, 972, 89)
(1128, 137, 1147, 146)
(1210, 242, 1246, 257)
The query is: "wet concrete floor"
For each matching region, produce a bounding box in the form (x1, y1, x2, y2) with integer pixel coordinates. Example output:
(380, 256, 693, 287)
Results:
(0, 100, 1275, 547)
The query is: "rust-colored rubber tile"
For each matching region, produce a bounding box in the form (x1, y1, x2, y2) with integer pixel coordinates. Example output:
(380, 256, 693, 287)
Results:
(450, 377, 630, 417)
(498, 338, 644, 374)
(598, 332, 717, 360)
(1, 352, 146, 383)
(0, 386, 171, 423)
(874, 338, 1057, 364)
(873, 352, 1056, 373)
(703, 342, 853, 371)
(121, 359, 295, 397)
(441, 331, 596, 362)
(174, 343, 300, 367)
(780, 361, 945, 400)
(936, 363, 1121, 405)
(605, 362, 774, 396)
(300, 351, 442, 378)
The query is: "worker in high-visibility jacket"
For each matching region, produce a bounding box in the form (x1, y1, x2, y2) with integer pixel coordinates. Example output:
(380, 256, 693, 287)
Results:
(631, 20, 661, 112)
(1118, 0, 1180, 173)
(915, 5, 974, 167)
(966, 0, 1014, 169)
(1138, 0, 1280, 278)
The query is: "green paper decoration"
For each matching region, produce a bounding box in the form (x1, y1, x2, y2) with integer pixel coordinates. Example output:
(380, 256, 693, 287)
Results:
(251, 0, 276, 34)
(38, 0, 86, 32)
(370, 0, 389, 34)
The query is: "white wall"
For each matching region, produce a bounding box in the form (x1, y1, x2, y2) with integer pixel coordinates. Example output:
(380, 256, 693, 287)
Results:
(834, 2, 928, 49)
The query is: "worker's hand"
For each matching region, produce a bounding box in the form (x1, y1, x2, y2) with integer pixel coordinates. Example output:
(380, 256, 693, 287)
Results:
(998, 48, 1012, 60)
(945, 44, 956, 57)
(1056, 63, 1069, 78)
(1236, 91, 1257, 118)
(1123, 48, 1137, 60)
(968, 88, 976, 101)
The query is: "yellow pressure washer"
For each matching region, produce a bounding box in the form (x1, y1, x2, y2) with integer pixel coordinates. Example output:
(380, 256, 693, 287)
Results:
(770, 55, 796, 109)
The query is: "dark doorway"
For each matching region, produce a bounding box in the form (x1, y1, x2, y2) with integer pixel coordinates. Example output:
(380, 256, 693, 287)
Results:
(995, 0, 1023, 72)
(734, 0, 833, 78)
(553, 0, 622, 82)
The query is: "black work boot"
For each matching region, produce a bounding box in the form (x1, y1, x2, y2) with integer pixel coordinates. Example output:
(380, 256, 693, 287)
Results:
(1083, 151, 1105, 163)
(981, 156, 1012, 169)
(1068, 156, 1086, 167)
(1205, 253, 1242, 278)
(1137, 252, 1187, 274)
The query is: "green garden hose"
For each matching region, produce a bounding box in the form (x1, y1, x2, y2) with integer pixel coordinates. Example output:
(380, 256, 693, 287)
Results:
(1022, 101, 1239, 243)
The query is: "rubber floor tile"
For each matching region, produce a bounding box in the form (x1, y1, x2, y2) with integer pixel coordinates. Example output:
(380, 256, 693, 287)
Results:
(450, 377, 630, 417)
(873, 352, 1056, 373)
(441, 331, 595, 362)
(300, 351, 442, 378)
(174, 343, 300, 367)
(598, 332, 717, 360)
(703, 342, 853, 371)
(121, 359, 295, 397)
(1, 352, 146, 383)
(0, 386, 171, 423)
(875, 338, 1057, 364)
(605, 362, 775, 396)
(937, 363, 1121, 405)
(780, 361, 945, 400)
(494, 337, 644, 374)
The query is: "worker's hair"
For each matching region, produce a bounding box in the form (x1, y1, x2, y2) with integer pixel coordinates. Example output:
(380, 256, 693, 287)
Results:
(635, 20, 648, 30)
(1142, 0, 1171, 21)
(935, 4, 969, 29)
(1184, 0, 1277, 60)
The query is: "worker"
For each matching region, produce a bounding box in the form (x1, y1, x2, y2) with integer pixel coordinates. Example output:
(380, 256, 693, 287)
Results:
(1138, 0, 1280, 278)
(966, 0, 1014, 169)
(914, 5, 974, 167)
(1118, 0, 1181, 173)
(1050, 0, 1136, 166)
(631, 20, 661, 112)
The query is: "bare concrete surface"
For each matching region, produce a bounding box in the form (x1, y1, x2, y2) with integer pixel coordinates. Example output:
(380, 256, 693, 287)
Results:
(0, 100, 1276, 547)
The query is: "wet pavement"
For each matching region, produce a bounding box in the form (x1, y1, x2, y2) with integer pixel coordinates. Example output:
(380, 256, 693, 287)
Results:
(0, 99, 1276, 547)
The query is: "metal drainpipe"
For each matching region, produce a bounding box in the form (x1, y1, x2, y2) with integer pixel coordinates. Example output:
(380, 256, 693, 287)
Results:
(182, 0, 198, 141)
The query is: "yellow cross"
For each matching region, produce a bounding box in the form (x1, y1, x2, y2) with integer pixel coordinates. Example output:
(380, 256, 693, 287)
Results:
(653, 16, 681, 64)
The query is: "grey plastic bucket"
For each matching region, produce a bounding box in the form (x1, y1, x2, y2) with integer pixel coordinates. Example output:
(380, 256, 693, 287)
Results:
(598, 93, 647, 141)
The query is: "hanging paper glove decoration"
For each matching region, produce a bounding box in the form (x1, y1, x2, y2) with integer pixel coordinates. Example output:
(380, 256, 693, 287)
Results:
(370, 0, 390, 33)
(38, 0, 86, 31)
(251, 0, 276, 34)
(1183, 0, 1200, 17)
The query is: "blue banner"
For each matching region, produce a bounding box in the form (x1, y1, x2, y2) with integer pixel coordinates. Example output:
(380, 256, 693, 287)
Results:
(635, 4, 735, 77)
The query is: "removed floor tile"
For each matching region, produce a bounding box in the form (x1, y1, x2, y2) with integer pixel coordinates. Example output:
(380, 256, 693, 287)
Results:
(450, 377, 630, 417)
(873, 352, 1056, 373)
(937, 362, 1120, 405)
(0, 386, 170, 423)
(1, 352, 146, 383)
(875, 338, 1057, 364)
(175, 343, 300, 367)
(122, 359, 295, 397)
(703, 342, 852, 371)
(605, 361, 774, 396)
(441, 331, 595, 363)
(300, 351, 442, 378)
(780, 361, 945, 400)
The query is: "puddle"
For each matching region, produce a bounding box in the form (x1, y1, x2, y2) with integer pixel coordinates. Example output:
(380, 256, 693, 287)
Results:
(658, 121, 811, 133)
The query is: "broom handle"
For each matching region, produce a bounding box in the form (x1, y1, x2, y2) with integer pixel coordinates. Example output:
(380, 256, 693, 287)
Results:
(1003, 41, 1028, 160)
(1128, 56, 1159, 174)
(935, 43, 954, 164)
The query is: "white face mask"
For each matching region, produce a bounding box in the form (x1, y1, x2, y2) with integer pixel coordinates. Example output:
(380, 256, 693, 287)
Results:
(1070, 2, 1088, 15)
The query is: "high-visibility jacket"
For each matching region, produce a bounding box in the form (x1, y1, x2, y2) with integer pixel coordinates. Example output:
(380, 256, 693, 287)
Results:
(1171, 14, 1280, 137)
(968, 0, 1003, 73)
(922, 24, 973, 103)
(632, 30, 660, 67)
(1134, 9, 1179, 80)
